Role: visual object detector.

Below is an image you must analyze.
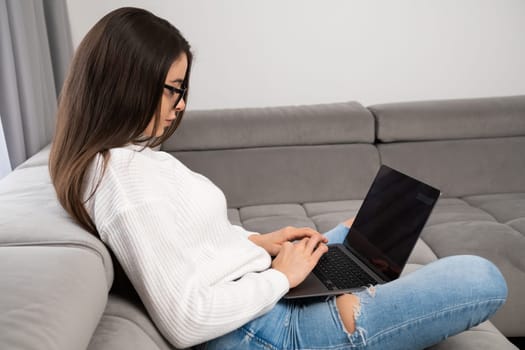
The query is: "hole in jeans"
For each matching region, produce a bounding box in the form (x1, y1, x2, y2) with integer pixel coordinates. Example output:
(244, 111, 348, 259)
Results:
(336, 294, 361, 334)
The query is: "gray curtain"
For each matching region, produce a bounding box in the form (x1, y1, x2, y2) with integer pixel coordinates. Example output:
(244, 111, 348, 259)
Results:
(0, 0, 73, 169)
(0, 116, 10, 179)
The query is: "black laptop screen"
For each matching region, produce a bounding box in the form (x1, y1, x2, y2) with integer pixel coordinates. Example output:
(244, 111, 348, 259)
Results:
(343, 165, 440, 281)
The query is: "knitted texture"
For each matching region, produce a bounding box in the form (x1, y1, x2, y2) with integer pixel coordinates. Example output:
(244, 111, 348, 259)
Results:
(84, 144, 289, 348)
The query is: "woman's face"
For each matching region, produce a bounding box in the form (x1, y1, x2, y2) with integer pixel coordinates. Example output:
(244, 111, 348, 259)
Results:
(143, 53, 188, 137)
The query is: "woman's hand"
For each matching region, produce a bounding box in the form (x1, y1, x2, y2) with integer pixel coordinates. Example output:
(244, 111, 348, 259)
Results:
(249, 226, 328, 256)
(271, 235, 328, 288)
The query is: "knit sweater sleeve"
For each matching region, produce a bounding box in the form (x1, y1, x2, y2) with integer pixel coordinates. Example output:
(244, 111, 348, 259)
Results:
(232, 224, 259, 238)
(99, 200, 290, 348)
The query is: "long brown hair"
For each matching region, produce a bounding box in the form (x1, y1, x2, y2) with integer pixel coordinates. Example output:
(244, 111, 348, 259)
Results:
(49, 7, 193, 235)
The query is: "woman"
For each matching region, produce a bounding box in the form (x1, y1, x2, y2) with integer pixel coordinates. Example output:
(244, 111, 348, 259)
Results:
(49, 7, 507, 350)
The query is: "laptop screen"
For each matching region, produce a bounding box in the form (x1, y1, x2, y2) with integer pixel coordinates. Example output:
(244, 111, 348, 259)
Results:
(343, 165, 440, 281)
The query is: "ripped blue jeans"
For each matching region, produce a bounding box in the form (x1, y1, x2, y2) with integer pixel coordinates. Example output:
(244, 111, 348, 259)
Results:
(201, 223, 508, 350)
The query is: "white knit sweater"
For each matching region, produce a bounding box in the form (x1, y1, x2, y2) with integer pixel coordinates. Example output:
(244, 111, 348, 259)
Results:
(83, 144, 290, 348)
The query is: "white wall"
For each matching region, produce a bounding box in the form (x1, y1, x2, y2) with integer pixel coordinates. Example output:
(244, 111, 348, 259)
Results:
(66, 0, 525, 110)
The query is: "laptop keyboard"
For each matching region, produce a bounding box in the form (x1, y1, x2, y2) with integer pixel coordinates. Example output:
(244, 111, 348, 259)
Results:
(313, 246, 377, 290)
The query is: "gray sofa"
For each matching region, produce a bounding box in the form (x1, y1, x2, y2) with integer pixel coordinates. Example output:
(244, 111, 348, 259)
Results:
(0, 95, 523, 349)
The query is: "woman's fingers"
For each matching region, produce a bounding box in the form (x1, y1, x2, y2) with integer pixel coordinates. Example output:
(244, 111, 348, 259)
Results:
(312, 242, 329, 262)
(306, 235, 329, 267)
(297, 235, 328, 266)
(285, 227, 327, 241)
(272, 239, 328, 288)
(288, 228, 328, 245)
(305, 234, 324, 253)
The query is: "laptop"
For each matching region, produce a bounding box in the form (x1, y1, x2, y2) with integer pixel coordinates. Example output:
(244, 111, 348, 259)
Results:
(285, 165, 440, 299)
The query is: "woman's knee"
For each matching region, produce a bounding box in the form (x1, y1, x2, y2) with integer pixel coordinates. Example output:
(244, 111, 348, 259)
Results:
(440, 255, 508, 301)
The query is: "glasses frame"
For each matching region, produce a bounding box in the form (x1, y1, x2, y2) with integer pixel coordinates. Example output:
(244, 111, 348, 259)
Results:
(163, 83, 186, 109)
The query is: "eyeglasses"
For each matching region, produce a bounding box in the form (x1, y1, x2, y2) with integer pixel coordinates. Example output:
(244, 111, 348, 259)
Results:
(164, 84, 186, 109)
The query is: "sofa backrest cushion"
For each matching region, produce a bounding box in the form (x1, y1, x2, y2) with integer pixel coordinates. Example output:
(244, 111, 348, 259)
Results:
(162, 102, 381, 207)
(370, 95, 525, 142)
(0, 146, 114, 288)
(163, 101, 374, 150)
(369, 96, 525, 196)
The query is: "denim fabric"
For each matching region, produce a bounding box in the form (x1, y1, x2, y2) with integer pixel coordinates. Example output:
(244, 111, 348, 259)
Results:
(323, 223, 352, 245)
(201, 224, 507, 350)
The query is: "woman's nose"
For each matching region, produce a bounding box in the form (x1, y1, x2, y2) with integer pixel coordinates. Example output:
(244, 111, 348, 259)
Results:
(175, 98, 186, 112)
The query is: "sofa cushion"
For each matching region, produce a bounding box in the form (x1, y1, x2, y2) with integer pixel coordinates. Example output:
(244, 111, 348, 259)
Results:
(163, 101, 380, 208)
(421, 220, 525, 336)
(230, 200, 362, 234)
(369, 95, 525, 142)
(238, 203, 317, 232)
(173, 144, 380, 208)
(227, 199, 439, 268)
(428, 320, 518, 350)
(377, 137, 525, 197)
(463, 193, 525, 235)
(227, 198, 510, 267)
(0, 246, 108, 350)
(371, 96, 525, 197)
(88, 295, 177, 350)
(163, 101, 375, 151)
(424, 198, 497, 226)
(0, 147, 114, 288)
